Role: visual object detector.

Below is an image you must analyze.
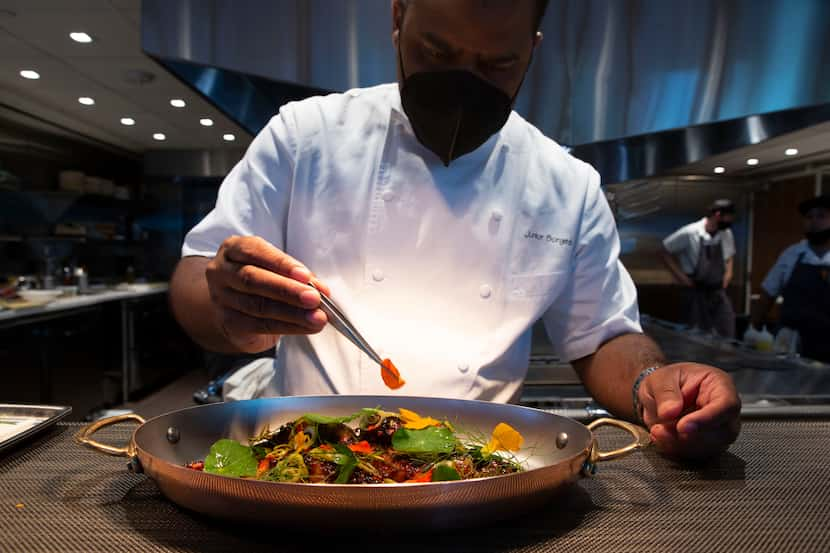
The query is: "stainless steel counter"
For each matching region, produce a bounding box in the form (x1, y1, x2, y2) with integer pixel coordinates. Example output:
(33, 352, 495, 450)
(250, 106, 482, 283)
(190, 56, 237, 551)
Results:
(0, 284, 169, 403)
(0, 284, 169, 327)
(522, 315, 830, 411)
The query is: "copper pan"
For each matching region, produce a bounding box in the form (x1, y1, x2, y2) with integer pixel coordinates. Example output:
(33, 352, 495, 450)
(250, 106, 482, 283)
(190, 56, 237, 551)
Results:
(78, 395, 650, 529)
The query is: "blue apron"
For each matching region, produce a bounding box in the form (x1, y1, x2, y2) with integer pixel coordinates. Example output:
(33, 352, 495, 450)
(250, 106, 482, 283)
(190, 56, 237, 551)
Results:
(780, 252, 830, 362)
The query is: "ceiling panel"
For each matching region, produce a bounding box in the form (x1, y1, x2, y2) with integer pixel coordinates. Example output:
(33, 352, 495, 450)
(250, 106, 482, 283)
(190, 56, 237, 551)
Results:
(0, 0, 116, 13)
(4, 11, 141, 58)
(0, 28, 40, 58)
(0, 0, 252, 153)
(670, 121, 830, 177)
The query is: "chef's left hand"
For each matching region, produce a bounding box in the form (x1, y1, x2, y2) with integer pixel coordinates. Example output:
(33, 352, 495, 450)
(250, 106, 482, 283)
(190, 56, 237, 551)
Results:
(637, 363, 741, 460)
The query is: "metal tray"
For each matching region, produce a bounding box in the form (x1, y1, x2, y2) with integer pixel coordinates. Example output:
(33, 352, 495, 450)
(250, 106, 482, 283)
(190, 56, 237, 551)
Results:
(0, 403, 72, 454)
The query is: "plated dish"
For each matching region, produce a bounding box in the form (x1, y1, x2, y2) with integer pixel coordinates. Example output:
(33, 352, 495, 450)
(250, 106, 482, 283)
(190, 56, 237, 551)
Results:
(186, 407, 524, 484)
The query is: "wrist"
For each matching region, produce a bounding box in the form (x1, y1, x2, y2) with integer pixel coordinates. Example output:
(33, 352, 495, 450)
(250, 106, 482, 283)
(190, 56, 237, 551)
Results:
(632, 364, 663, 426)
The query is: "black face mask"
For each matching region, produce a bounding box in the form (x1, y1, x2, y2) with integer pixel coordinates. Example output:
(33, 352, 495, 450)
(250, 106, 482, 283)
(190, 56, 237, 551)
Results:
(397, 39, 527, 166)
(806, 227, 830, 246)
(717, 221, 733, 231)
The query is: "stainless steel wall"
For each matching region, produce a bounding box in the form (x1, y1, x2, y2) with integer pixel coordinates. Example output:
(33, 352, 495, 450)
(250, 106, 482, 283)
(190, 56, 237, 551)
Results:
(142, 0, 830, 145)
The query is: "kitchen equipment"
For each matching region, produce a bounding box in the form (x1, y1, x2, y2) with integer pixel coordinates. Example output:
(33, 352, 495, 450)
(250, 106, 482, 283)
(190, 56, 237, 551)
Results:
(78, 395, 649, 529)
(0, 404, 72, 453)
(74, 267, 88, 294)
(17, 289, 63, 304)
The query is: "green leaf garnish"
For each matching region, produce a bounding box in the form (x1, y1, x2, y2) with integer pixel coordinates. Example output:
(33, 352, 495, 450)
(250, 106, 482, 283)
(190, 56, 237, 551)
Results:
(203, 439, 258, 477)
(392, 426, 457, 454)
(301, 408, 380, 425)
(333, 444, 358, 484)
(431, 462, 461, 481)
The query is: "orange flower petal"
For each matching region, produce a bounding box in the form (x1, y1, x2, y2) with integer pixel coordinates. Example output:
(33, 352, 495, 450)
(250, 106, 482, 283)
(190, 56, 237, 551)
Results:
(398, 407, 442, 429)
(404, 469, 433, 483)
(381, 358, 406, 389)
(482, 422, 524, 455)
(347, 440, 374, 454)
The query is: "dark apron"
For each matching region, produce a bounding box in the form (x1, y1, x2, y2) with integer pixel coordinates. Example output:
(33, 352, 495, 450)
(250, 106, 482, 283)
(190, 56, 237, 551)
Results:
(686, 237, 735, 338)
(780, 252, 830, 362)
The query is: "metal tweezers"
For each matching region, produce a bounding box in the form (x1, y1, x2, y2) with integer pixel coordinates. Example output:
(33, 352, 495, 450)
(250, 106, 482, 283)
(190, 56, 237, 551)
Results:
(307, 282, 384, 367)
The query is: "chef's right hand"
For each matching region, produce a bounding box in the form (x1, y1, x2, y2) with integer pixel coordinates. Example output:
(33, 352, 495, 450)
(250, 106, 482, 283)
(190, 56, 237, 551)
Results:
(205, 235, 329, 353)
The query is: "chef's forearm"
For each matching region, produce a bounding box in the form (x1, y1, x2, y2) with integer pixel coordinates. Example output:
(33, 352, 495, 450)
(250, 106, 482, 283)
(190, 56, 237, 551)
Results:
(724, 257, 734, 287)
(571, 333, 667, 422)
(169, 256, 244, 353)
(659, 249, 690, 286)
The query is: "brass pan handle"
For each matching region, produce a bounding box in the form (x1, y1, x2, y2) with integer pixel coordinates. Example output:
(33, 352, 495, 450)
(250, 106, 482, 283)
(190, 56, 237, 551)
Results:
(586, 417, 651, 463)
(77, 413, 146, 457)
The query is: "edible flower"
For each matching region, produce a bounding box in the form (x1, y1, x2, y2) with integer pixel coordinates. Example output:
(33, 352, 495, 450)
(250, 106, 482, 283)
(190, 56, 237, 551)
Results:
(381, 358, 405, 389)
(398, 407, 442, 430)
(481, 422, 524, 456)
(347, 440, 374, 454)
(404, 469, 433, 483)
(256, 458, 271, 477)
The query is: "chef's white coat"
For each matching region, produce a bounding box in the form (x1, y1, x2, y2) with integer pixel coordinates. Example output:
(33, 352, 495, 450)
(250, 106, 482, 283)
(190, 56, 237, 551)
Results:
(762, 240, 830, 297)
(183, 84, 641, 403)
(662, 218, 736, 275)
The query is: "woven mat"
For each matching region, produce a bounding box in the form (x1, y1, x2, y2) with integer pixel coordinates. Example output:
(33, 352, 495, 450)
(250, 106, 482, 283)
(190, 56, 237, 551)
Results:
(1, 420, 828, 553)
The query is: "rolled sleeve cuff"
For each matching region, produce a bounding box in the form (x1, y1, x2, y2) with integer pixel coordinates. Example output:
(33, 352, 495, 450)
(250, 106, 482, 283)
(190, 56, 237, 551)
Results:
(561, 317, 643, 362)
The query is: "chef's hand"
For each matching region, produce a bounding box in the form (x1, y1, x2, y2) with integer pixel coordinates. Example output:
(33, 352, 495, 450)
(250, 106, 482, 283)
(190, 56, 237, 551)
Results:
(205, 235, 330, 353)
(637, 363, 741, 460)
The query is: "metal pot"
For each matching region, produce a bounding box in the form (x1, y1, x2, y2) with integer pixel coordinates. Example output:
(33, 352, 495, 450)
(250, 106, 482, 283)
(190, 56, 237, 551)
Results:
(79, 395, 650, 529)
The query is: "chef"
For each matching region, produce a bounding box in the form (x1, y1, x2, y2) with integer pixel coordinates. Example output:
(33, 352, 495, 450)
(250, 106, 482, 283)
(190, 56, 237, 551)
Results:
(170, 0, 740, 459)
(749, 194, 830, 362)
(660, 199, 737, 338)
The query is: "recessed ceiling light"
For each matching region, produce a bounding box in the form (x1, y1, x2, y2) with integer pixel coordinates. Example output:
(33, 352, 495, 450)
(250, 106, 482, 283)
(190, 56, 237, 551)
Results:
(120, 117, 136, 126)
(199, 118, 214, 127)
(78, 97, 95, 106)
(222, 133, 236, 142)
(153, 133, 166, 141)
(170, 98, 186, 108)
(69, 32, 93, 43)
(19, 69, 40, 80)
(785, 148, 799, 156)
(746, 158, 760, 166)
(714, 166, 726, 174)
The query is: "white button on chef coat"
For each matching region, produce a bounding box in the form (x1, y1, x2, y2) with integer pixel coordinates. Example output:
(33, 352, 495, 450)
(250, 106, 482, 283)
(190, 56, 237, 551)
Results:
(479, 284, 492, 299)
(182, 84, 642, 403)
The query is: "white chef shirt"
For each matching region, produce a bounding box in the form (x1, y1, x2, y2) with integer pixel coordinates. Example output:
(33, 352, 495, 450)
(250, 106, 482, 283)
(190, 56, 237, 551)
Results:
(762, 240, 830, 297)
(182, 83, 641, 403)
(662, 218, 736, 275)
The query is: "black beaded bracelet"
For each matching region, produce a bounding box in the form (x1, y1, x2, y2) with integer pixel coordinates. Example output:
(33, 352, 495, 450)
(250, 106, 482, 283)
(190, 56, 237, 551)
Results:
(631, 365, 661, 425)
